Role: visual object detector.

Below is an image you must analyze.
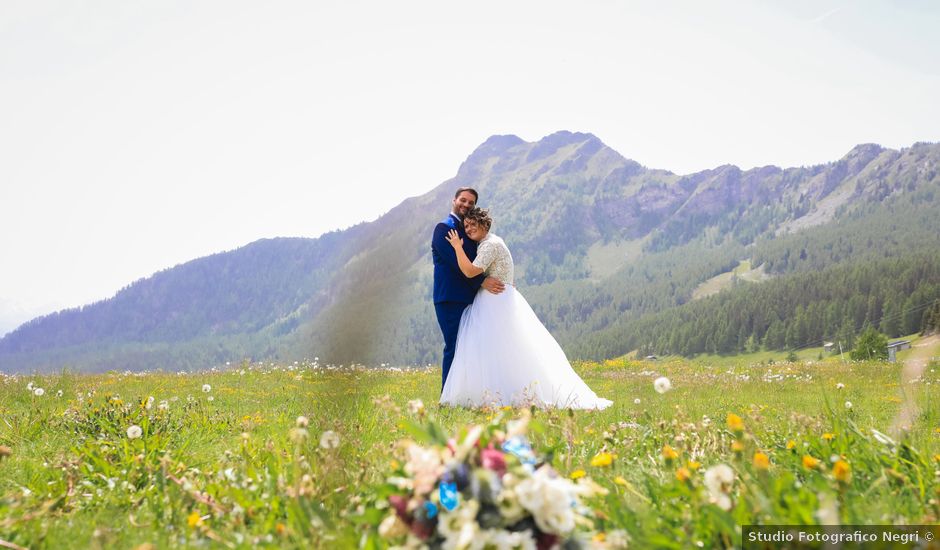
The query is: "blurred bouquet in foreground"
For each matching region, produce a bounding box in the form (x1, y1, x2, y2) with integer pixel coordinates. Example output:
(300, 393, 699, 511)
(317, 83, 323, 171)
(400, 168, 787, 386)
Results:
(359, 410, 609, 549)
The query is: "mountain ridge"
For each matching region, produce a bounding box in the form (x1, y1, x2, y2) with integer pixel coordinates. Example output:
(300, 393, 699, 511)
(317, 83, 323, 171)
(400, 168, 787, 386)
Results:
(2, 133, 938, 372)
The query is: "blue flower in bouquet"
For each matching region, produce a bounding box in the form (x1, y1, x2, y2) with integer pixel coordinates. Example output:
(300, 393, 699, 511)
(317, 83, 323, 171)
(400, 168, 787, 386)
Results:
(502, 436, 537, 466)
(439, 481, 459, 511)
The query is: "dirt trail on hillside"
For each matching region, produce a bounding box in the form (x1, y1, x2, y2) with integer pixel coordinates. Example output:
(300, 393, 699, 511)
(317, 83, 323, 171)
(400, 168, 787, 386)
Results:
(890, 333, 938, 436)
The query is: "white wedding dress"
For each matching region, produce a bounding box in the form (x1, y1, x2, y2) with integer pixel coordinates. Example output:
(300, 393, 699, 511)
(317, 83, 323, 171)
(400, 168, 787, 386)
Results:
(440, 234, 612, 410)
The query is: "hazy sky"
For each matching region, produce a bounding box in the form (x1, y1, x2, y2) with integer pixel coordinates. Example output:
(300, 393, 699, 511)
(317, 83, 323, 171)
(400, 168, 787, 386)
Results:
(2, 0, 939, 335)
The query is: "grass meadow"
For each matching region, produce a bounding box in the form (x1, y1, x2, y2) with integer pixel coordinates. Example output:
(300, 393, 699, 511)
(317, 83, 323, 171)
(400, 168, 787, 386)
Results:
(1, 357, 938, 549)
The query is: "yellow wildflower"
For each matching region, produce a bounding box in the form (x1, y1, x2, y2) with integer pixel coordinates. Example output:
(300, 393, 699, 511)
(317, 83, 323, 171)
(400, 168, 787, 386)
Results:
(786, 440, 796, 450)
(822, 433, 835, 441)
(187, 511, 203, 528)
(833, 460, 851, 484)
(591, 452, 614, 467)
(727, 413, 744, 433)
(614, 476, 629, 486)
(687, 460, 701, 471)
(662, 445, 679, 462)
(593, 533, 606, 543)
(731, 441, 745, 453)
(802, 455, 821, 469)
(753, 452, 770, 470)
(570, 469, 586, 480)
(676, 467, 691, 482)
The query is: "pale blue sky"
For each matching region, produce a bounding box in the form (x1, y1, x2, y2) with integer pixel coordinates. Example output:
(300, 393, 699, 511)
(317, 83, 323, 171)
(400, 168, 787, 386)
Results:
(1, 0, 938, 335)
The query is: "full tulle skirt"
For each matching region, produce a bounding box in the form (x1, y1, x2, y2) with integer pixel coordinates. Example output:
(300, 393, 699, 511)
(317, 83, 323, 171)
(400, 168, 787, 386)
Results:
(440, 287, 612, 410)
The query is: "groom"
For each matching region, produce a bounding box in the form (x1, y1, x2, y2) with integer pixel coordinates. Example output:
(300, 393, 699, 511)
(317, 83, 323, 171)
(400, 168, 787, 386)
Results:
(432, 187, 505, 391)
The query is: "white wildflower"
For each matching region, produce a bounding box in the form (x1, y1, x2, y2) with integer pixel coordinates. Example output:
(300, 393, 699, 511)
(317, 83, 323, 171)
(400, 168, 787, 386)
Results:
(407, 399, 425, 415)
(634, 398, 642, 405)
(33, 388, 45, 397)
(835, 382, 845, 389)
(653, 376, 672, 394)
(296, 416, 309, 428)
(126, 425, 142, 439)
(319, 430, 340, 450)
(27, 382, 34, 391)
(703, 464, 735, 511)
(202, 384, 212, 393)
(844, 401, 852, 410)
(57, 390, 63, 397)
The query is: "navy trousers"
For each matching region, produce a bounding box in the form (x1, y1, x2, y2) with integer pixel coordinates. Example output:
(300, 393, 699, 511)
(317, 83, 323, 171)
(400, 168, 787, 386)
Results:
(435, 301, 470, 391)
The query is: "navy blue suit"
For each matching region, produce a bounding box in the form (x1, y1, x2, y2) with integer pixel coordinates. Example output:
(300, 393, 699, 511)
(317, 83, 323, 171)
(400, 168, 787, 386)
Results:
(432, 213, 484, 390)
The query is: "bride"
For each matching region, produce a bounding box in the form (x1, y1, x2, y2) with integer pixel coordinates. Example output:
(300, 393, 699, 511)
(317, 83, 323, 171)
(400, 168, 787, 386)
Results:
(439, 207, 612, 410)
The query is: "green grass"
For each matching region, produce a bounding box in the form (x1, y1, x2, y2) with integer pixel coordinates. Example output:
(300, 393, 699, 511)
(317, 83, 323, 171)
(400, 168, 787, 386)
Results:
(1, 358, 938, 548)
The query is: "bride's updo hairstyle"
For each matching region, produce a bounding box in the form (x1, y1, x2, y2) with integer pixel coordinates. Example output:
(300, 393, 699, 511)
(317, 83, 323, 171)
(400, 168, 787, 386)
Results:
(464, 207, 492, 231)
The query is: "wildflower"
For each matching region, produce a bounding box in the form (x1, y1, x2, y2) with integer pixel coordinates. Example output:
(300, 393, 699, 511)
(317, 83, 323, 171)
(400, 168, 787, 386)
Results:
(127, 425, 143, 439)
(802, 455, 821, 469)
(662, 445, 679, 462)
(676, 467, 691, 482)
(833, 460, 852, 484)
(207, 396, 214, 402)
(187, 511, 203, 528)
(319, 430, 340, 449)
(786, 440, 797, 450)
(570, 469, 586, 480)
(634, 398, 641, 405)
(57, 390, 63, 397)
(703, 464, 735, 511)
(653, 377, 672, 394)
(731, 441, 745, 454)
(27, 382, 34, 391)
(753, 452, 770, 470)
(590, 452, 614, 467)
(687, 460, 701, 471)
(844, 401, 852, 410)
(822, 433, 835, 441)
(836, 383, 845, 389)
(202, 384, 211, 393)
(145, 396, 154, 409)
(289, 428, 308, 443)
(296, 416, 309, 428)
(33, 388, 45, 397)
(613, 476, 628, 486)
(726, 413, 744, 434)
(158, 400, 169, 411)
(407, 399, 425, 415)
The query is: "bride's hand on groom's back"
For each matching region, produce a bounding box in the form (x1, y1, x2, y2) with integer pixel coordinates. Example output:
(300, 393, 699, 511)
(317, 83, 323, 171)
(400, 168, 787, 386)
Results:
(482, 277, 505, 294)
(445, 229, 463, 249)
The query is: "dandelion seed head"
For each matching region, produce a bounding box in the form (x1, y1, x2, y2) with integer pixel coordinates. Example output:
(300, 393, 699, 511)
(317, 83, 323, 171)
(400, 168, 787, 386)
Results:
(127, 425, 142, 439)
(653, 376, 672, 394)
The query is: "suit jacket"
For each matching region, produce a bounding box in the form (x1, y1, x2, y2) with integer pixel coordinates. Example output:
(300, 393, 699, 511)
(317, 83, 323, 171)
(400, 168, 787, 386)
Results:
(432, 213, 484, 304)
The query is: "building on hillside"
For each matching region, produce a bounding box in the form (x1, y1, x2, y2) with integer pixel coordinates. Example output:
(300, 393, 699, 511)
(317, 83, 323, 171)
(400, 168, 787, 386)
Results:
(887, 340, 911, 363)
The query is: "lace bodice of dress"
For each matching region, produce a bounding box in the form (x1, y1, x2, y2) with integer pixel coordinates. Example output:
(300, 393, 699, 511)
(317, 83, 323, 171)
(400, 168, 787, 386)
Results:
(472, 234, 514, 285)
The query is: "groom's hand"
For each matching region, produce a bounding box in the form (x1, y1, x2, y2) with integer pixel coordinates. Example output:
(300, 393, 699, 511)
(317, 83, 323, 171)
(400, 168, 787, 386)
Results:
(482, 277, 505, 294)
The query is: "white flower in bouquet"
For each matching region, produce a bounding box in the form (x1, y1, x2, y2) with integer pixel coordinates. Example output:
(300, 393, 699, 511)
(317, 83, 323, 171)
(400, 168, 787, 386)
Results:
(496, 487, 527, 523)
(515, 466, 578, 535)
(405, 443, 444, 495)
(378, 512, 410, 538)
(454, 425, 484, 462)
(479, 529, 537, 550)
(437, 499, 480, 549)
